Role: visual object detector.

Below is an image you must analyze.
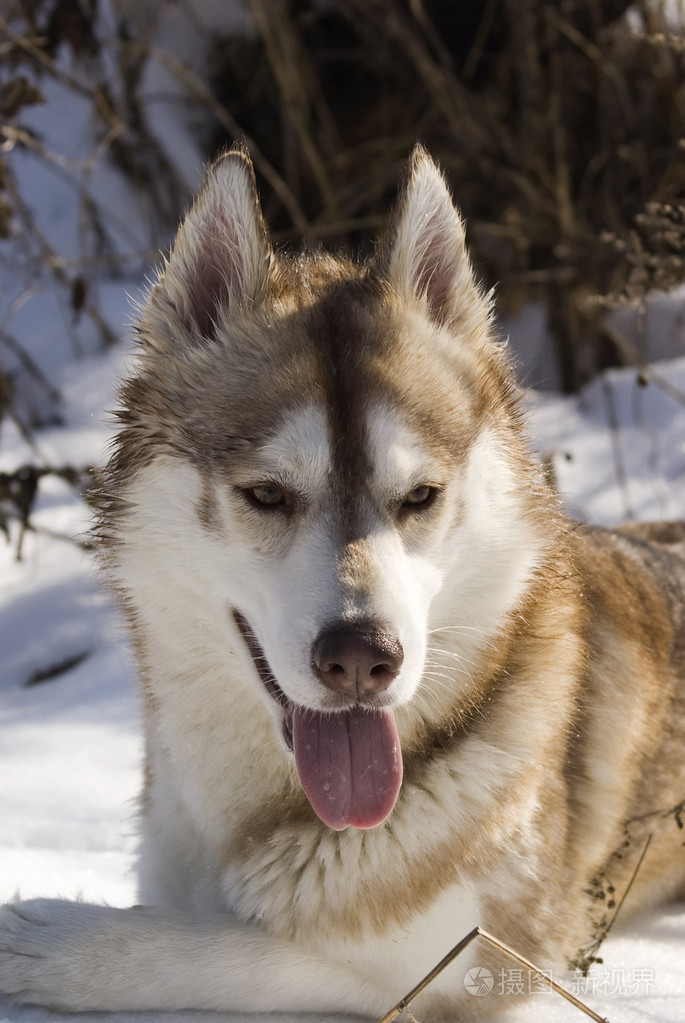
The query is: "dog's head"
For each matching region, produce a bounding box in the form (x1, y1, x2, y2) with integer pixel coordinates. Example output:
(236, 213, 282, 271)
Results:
(103, 147, 554, 830)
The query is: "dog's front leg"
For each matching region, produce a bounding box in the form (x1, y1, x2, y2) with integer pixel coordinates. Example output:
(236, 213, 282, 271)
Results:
(0, 898, 388, 1015)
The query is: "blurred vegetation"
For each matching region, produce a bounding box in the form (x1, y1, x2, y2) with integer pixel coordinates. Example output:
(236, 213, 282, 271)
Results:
(0, 0, 684, 442)
(210, 0, 685, 390)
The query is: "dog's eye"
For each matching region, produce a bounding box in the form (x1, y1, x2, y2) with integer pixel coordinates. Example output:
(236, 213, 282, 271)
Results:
(401, 485, 438, 510)
(245, 483, 288, 510)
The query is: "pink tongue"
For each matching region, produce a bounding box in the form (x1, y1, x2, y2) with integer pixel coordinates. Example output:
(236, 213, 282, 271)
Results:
(292, 705, 403, 830)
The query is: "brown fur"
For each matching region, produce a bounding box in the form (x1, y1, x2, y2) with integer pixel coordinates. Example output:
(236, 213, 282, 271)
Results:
(3, 147, 683, 1021)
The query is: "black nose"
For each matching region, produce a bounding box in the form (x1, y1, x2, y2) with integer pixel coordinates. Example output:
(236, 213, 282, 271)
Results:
(312, 626, 404, 697)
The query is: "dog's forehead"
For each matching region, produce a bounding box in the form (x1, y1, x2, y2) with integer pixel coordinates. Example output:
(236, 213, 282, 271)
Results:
(246, 285, 480, 488)
(365, 404, 447, 488)
(253, 403, 331, 491)
(168, 272, 483, 485)
(310, 290, 481, 468)
(256, 400, 440, 483)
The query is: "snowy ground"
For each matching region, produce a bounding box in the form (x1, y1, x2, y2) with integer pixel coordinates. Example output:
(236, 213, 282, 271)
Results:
(1, 335, 685, 1023)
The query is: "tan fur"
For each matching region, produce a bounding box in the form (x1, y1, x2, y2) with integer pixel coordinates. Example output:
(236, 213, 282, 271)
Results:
(1, 146, 683, 1020)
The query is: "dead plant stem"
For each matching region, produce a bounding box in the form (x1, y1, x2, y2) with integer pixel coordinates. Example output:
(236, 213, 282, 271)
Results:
(378, 926, 610, 1023)
(146, 46, 312, 237)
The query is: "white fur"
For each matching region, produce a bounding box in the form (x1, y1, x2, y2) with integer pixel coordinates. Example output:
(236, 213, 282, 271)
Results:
(0, 899, 388, 1015)
(245, 402, 332, 498)
(436, 427, 549, 630)
(326, 881, 483, 1007)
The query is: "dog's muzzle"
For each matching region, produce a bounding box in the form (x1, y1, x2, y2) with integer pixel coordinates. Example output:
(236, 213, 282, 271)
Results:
(232, 609, 404, 831)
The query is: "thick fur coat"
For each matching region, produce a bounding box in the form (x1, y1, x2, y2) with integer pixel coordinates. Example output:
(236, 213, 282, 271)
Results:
(1, 147, 684, 1020)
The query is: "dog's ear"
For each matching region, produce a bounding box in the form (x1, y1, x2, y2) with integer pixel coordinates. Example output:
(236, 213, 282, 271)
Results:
(152, 148, 272, 342)
(377, 146, 490, 329)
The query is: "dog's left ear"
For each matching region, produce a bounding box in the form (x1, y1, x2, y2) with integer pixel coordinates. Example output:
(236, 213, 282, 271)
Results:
(151, 147, 273, 343)
(376, 146, 490, 330)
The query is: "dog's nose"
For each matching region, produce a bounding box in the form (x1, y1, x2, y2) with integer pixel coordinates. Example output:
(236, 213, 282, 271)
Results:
(312, 627, 404, 696)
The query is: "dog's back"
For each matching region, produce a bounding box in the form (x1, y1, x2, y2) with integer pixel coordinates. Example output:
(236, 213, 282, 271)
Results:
(564, 522, 685, 946)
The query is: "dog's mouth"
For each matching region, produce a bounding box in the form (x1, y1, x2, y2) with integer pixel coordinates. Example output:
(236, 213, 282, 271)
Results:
(233, 610, 295, 749)
(232, 610, 403, 831)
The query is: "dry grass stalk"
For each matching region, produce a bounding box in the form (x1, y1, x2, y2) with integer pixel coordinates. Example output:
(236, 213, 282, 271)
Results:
(377, 926, 610, 1023)
(576, 799, 685, 972)
(145, 44, 313, 236)
(380, 798, 685, 1022)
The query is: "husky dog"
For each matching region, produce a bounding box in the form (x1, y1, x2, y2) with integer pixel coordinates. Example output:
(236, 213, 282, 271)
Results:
(1, 147, 684, 1020)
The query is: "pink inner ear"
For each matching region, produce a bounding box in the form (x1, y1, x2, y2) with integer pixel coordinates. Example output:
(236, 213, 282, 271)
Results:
(184, 193, 261, 341)
(413, 210, 460, 320)
(188, 266, 226, 342)
(186, 207, 243, 340)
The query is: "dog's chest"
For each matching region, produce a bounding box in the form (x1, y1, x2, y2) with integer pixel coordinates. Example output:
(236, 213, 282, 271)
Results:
(323, 880, 484, 1010)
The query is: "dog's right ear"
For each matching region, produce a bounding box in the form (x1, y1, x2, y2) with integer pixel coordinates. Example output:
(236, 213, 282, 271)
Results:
(149, 148, 273, 344)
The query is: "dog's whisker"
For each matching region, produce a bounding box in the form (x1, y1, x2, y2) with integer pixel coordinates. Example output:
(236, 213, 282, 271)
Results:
(424, 648, 477, 675)
(428, 624, 487, 635)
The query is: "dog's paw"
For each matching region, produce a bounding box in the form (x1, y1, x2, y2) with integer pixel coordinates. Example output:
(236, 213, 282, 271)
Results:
(0, 898, 131, 1010)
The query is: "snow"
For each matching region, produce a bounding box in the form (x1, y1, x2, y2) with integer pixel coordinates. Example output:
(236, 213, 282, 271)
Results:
(1, 10, 684, 1021)
(529, 356, 685, 525)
